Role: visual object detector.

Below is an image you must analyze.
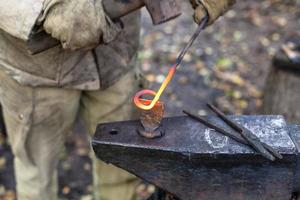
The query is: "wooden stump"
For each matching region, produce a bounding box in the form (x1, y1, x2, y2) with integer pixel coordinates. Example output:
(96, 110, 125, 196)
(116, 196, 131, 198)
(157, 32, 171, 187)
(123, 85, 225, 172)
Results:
(262, 47, 300, 124)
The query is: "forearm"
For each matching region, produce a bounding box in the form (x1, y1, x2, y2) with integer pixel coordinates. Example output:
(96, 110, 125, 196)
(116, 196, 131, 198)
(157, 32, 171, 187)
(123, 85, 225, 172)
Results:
(0, 0, 44, 40)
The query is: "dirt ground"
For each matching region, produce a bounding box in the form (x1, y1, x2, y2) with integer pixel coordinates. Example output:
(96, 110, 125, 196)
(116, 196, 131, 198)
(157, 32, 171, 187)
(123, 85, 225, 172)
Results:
(0, 1, 299, 199)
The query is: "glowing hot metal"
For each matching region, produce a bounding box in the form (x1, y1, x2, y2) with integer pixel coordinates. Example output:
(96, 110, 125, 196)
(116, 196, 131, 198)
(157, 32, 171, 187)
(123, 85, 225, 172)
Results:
(134, 16, 208, 110)
(134, 65, 176, 110)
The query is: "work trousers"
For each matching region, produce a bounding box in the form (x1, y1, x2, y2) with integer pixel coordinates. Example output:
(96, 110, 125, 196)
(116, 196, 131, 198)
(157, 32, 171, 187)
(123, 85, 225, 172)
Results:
(0, 69, 140, 200)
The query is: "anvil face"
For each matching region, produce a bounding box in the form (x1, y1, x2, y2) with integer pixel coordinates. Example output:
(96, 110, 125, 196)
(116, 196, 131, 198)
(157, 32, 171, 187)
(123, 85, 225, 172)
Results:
(92, 115, 299, 200)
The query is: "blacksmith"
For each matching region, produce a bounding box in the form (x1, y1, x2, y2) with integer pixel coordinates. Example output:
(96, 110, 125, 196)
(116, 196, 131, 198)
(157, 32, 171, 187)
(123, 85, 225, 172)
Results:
(0, 0, 235, 199)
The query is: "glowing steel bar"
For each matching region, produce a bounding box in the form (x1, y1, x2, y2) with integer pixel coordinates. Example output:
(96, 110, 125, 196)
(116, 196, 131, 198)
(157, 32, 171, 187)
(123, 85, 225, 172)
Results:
(134, 65, 176, 110)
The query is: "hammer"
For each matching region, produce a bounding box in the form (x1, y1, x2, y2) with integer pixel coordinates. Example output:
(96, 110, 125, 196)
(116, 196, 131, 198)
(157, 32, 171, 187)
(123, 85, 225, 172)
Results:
(26, 0, 181, 54)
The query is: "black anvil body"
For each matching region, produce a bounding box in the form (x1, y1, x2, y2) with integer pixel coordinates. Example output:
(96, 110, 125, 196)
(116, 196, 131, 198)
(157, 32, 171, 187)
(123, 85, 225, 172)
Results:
(92, 115, 300, 200)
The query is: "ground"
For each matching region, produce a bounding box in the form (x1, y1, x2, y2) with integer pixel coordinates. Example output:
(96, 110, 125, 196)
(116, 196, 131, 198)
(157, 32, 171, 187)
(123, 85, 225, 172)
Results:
(0, 0, 299, 199)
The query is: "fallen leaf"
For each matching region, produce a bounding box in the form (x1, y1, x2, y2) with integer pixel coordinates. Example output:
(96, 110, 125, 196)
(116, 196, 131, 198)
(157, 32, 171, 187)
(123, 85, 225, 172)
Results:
(62, 186, 70, 195)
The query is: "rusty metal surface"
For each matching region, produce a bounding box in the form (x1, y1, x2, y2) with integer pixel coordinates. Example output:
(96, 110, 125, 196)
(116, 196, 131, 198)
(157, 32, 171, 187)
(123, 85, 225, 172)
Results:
(138, 99, 164, 139)
(93, 115, 299, 200)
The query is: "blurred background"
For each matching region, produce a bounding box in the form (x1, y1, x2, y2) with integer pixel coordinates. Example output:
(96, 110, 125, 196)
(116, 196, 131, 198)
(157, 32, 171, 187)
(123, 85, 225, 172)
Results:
(0, 0, 299, 199)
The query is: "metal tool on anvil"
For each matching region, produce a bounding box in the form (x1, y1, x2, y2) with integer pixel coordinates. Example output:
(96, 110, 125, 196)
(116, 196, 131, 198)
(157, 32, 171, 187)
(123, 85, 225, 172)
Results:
(92, 115, 300, 200)
(183, 103, 282, 161)
(26, 0, 182, 54)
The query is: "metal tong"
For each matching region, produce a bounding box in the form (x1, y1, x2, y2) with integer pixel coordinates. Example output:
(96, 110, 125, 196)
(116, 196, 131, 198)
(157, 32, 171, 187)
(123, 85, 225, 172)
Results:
(175, 15, 209, 68)
(183, 104, 282, 161)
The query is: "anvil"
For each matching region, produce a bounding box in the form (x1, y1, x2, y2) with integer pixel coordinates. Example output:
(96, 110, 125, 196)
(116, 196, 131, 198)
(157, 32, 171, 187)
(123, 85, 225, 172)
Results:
(92, 115, 300, 200)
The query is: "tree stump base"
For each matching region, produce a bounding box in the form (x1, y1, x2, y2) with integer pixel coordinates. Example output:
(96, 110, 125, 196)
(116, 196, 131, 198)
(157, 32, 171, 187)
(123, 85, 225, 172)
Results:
(262, 39, 300, 123)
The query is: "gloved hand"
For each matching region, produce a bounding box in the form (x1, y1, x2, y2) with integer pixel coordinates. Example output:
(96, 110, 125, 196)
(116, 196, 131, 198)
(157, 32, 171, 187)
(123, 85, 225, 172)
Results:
(190, 0, 236, 25)
(37, 0, 119, 50)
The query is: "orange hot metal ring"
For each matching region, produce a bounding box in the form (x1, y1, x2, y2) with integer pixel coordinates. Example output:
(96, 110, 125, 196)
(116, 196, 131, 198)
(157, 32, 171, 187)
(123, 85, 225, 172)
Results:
(134, 65, 177, 110)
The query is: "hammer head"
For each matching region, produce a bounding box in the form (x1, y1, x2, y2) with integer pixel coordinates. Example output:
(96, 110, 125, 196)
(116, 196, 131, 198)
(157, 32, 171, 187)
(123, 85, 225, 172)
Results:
(143, 0, 181, 25)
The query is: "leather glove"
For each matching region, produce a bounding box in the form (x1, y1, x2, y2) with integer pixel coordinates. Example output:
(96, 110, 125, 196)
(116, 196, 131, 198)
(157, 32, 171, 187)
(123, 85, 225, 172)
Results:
(37, 0, 119, 50)
(190, 0, 236, 25)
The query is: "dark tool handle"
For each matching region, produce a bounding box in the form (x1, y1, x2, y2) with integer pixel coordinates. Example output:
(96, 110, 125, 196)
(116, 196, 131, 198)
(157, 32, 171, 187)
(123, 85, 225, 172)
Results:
(103, 0, 144, 19)
(143, 0, 181, 25)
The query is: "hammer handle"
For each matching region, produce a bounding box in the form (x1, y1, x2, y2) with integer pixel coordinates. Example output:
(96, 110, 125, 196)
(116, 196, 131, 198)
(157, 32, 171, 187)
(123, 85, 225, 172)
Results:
(26, 0, 145, 54)
(103, 0, 144, 20)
